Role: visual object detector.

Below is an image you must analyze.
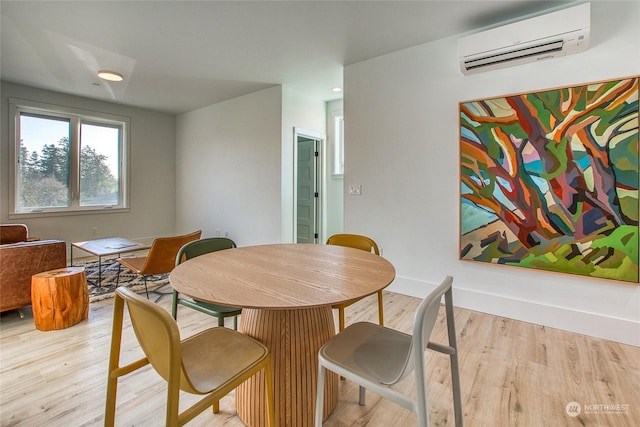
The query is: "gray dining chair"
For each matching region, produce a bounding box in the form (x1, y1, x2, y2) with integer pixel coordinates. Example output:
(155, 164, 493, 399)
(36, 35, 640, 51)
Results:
(315, 275, 462, 427)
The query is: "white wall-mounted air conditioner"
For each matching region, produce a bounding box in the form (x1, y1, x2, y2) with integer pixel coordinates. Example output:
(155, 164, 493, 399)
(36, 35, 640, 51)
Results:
(459, 2, 590, 75)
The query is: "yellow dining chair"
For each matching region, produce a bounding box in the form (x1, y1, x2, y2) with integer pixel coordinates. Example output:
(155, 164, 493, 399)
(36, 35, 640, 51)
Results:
(105, 287, 275, 427)
(117, 230, 202, 301)
(315, 276, 462, 427)
(326, 233, 384, 331)
(171, 237, 242, 329)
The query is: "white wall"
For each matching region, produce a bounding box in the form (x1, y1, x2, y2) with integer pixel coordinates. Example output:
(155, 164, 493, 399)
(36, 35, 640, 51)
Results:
(176, 85, 326, 246)
(175, 86, 283, 246)
(325, 99, 344, 239)
(281, 86, 327, 242)
(344, 1, 640, 346)
(0, 82, 177, 249)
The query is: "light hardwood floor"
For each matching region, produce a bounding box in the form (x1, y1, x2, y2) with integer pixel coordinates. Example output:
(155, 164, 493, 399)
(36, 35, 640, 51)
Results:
(1, 287, 638, 426)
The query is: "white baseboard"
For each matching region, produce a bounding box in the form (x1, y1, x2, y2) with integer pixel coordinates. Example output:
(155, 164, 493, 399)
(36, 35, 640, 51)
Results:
(387, 276, 640, 347)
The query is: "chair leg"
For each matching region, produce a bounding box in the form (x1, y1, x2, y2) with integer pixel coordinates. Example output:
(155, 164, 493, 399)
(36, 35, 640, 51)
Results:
(105, 294, 152, 426)
(338, 308, 346, 380)
(171, 290, 179, 319)
(233, 315, 238, 331)
(105, 295, 125, 427)
(359, 385, 366, 406)
(445, 288, 463, 427)
(116, 262, 121, 286)
(165, 377, 181, 426)
(264, 357, 275, 427)
(212, 400, 220, 414)
(315, 363, 326, 427)
(152, 283, 174, 303)
(377, 290, 384, 326)
(143, 276, 149, 299)
(217, 315, 224, 327)
(450, 350, 463, 427)
(165, 345, 183, 426)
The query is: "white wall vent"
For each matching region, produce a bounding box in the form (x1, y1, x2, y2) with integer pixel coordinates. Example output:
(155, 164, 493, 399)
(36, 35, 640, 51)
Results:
(459, 2, 590, 75)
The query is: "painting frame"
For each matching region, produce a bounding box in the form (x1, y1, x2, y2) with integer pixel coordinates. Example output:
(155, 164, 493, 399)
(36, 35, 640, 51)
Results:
(459, 76, 639, 284)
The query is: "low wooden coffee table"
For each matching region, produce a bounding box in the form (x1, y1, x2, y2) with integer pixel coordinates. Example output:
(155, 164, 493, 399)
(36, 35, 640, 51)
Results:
(70, 237, 150, 286)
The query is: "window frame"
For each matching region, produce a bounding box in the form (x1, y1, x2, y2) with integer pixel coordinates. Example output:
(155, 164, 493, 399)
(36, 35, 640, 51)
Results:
(332, 111, 344, 176)
(9, 98, 130, 218)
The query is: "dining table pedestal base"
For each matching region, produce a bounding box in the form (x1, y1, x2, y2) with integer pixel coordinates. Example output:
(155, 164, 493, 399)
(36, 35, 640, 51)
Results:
(237, 306, 338, 427)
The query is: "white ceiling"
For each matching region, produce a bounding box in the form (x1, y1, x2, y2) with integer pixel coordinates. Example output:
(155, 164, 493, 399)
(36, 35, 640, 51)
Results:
(1, 0, 571, 115)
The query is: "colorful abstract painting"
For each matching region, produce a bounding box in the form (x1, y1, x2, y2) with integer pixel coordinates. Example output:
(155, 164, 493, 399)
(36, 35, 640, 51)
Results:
(460, 77, 639, 283)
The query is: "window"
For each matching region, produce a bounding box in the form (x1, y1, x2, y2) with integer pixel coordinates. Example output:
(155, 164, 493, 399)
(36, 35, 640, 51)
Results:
(332, 112, 344, 175)
(10, 98, 129, 216)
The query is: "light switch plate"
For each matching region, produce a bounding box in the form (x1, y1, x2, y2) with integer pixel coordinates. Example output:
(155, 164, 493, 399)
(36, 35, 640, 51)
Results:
(348, 185, 362, 195)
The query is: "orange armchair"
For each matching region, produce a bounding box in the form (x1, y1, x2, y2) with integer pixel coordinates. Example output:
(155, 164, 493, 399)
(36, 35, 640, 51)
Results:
(0, 224, 29, 245)
(117, 230, 202, 301)
(0, 240, 67, 314)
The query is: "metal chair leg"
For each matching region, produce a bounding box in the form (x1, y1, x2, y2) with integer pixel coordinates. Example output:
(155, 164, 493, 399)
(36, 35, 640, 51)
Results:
(152, 283, 174, 303)
(445, 288, 463, 427)
(143, 276, 149, 299)
(116, 262, 122, 286)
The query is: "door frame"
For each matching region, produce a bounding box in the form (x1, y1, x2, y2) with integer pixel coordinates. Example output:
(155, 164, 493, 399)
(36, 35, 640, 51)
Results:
(293, 127, 325, 244)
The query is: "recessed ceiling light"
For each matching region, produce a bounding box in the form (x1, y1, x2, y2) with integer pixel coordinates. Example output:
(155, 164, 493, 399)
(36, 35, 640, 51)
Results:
(332, 87, 342, 92)
(97, 70, 124, 82)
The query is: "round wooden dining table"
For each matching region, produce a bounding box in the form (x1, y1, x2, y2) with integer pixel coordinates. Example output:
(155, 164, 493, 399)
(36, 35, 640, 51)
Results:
(169, 243, 396, 427)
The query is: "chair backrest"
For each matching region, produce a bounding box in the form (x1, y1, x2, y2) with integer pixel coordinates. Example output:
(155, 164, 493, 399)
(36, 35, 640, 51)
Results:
(326, 233, 380, 255)
(175, 237, 236, 266)
(140, 230, 202, 275)
(413, 275, 453, 356)
(115, 287, 201, 394)
(384, 276, 454, 385)
(0, 224, 28, 245)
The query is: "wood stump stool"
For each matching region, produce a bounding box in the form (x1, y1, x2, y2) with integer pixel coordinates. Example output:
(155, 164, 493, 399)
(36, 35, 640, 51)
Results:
(31, 267, 89, 331)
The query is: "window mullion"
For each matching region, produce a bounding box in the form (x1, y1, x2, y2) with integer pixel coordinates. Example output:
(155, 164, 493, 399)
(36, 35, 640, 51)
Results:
(69, 117, 81, 208)
(14, 108, 24, 212)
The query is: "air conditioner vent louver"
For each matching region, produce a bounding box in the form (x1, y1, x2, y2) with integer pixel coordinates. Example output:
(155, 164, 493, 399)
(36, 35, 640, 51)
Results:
(464, 40, 564, 71)
(459, 3, 590, 75)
